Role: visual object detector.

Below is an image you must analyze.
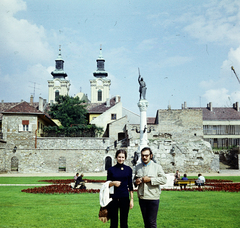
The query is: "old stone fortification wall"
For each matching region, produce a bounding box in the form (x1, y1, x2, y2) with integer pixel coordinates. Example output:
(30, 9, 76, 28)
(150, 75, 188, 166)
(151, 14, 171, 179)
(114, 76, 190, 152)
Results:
(128, 137, 219, 173)
(0, 137, 118, 173)
(0, 136, 219, 173)
(156, 109, 203, 139)
(0, 108, 219, 173)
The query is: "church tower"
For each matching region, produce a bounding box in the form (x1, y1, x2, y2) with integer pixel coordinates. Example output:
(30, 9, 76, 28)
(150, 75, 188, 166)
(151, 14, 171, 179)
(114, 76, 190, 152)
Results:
(90, 47, 111, 103)
(48, 46, 70, 104)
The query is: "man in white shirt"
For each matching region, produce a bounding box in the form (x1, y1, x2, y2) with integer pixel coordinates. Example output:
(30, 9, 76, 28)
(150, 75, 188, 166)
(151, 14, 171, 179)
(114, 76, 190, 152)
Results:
(197, 173, 205, 187)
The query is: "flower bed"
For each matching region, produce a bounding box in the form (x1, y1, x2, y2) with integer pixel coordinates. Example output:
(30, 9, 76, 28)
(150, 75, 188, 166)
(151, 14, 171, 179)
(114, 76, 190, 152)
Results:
(22, 184, 100, 194)
(21, 179, 240, 194)
(163, 183, 240, 192)
(205, 179, 232, 183)
(163, 179, 239, 192)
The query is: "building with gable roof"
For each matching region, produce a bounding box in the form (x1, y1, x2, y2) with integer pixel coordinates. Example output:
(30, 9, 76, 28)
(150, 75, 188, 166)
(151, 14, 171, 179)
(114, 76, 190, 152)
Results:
(2, 101, 57, 143)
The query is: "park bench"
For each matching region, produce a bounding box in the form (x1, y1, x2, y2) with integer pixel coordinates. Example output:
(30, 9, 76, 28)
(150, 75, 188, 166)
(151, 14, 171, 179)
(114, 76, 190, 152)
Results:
(175, 179, 205, 189)
(176, 179, 196, 185)
(175, 179, 197, 189)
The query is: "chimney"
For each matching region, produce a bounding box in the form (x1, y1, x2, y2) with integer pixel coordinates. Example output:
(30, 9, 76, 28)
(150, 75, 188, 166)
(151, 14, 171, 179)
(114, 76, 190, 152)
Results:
(181, 102, 187, 109)
(39, 97, 43, 112)
(236, 102, 239, 112)
(1, 100, 4, 105)
(30, 95, 34, 105)
(115, 95, 121, 103)
(184, 101, 187, 109)
(208, 102, 212, 111)
(106, 98, 110, 107)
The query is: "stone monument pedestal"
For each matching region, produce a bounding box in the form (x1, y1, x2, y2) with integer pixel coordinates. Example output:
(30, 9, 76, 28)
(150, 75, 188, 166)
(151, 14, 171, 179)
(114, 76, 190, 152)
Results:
(137, 99, 149, 163)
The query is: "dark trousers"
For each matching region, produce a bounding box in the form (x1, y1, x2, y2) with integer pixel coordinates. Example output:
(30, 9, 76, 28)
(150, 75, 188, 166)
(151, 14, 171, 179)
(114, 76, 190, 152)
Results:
(139, 198, 159, 228)
(108, 197, 130, 228)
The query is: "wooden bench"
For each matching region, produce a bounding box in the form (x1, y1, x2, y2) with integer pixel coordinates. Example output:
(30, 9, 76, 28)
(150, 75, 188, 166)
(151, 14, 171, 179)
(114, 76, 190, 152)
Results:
(175, 179, 196, 189)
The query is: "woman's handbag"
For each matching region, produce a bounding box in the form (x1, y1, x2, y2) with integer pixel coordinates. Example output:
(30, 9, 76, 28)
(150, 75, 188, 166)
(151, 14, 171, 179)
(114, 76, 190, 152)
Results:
(98, 206, 109, 223)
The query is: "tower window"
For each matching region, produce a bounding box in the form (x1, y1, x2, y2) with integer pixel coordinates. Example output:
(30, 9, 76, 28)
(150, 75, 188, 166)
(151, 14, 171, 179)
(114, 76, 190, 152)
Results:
(55, 90, 59, 101)
(98, 90, 102, 101)
(97, 61, 104, 70)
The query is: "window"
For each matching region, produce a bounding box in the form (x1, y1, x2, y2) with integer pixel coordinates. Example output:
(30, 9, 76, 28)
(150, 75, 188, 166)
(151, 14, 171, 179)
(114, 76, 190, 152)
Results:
(23, 125, 29, 131)
(98, 90, 102, 101)
(55, 90, 59, 101)
(19, 120, 32, 132)
(11, 156, 19, 171)
(111, 114, 117, 120)
(59, 157, 66, 172)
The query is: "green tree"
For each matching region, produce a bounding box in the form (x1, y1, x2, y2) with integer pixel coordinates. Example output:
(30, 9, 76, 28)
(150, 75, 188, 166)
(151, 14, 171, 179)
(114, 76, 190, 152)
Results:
(48, 95, 87, 127)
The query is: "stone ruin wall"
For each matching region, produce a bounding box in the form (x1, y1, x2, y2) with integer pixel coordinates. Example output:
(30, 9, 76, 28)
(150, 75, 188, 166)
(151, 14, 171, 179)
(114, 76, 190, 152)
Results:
(0, 136, 219, 173)
(0, 108, 219, 173)
(155, 109, 203, 139)
(126, 108, 219, 173)
(127, 138, 219, 174)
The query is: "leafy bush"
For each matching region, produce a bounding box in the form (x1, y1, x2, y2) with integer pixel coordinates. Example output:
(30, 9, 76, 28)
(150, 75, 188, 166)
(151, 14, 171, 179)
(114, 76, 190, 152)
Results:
(43, 124, 103, 137)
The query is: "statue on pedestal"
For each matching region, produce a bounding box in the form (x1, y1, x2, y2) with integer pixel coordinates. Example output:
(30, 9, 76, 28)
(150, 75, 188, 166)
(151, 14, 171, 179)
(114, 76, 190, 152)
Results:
(138, 68, 147, 100)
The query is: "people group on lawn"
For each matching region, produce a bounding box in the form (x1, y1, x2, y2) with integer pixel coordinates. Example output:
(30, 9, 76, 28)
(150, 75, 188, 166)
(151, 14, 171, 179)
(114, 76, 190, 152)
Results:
(73, 173, 86, 189)
(99, 147, 167, 228)
(98, 147, 206, 228)
(174, 170, 206, 190)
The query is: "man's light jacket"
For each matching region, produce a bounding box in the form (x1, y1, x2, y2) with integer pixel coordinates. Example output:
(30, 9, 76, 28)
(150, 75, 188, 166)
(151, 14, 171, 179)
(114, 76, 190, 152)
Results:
(134, 161, 167, 200)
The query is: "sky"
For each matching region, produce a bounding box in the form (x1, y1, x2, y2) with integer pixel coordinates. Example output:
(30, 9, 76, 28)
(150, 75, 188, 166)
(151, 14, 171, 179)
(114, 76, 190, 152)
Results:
(1, 0, 240, 117)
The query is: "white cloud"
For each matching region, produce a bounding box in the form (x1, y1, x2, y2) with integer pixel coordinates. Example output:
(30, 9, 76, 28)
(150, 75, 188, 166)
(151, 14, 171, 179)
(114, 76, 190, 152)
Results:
(0, 0, 53, 63)
(0, 0, 26, 15)
(221, 47, 240, 74)
(183, 0, 240, 45)
(202, 88, 240, 107)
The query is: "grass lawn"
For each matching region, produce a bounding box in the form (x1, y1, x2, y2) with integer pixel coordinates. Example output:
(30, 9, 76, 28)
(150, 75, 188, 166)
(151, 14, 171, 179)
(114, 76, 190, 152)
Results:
(0, 176, 239, 228)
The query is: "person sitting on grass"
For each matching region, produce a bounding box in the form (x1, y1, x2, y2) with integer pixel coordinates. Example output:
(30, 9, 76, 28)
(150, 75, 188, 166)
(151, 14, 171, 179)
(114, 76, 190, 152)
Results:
(180, 173, 188, 190)
(73, 173, 86, 189)
(74, 173, 79, 182)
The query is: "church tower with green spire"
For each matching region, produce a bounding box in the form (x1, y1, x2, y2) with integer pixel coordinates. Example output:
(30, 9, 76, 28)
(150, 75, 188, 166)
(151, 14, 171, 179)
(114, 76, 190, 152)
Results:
(90, 46, 111, 103)
(48, 46, 71, 104)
